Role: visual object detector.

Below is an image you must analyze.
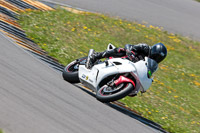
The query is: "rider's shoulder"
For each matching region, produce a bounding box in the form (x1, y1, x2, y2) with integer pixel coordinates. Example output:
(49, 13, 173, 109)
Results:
(137, 43, 149, 47)
(125, 43, 149, 46)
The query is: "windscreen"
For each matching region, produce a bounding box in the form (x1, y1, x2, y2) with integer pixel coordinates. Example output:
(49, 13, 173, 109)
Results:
(147, 58, 158, 77)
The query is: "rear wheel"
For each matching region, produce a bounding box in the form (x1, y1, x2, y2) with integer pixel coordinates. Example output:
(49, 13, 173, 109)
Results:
(96, 82, 134, 103)
(62, 57, 87, 83)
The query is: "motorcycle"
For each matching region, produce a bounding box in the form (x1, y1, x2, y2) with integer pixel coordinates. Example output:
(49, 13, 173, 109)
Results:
(62, 44, 158, 102)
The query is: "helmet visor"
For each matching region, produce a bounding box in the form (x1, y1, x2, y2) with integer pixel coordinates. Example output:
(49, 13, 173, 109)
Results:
(151, 53, 165, 63)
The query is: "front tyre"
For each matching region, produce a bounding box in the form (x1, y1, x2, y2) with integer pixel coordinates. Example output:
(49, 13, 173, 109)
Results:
(96, 83, 133, 103)
(62, 57, 87, 83)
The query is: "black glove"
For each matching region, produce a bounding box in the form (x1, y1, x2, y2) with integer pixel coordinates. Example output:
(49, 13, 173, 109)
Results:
(126, 51, 135, 61)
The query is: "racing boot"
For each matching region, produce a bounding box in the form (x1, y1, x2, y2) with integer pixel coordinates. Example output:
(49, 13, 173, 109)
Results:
(85, 49, 105, 69)
(85, 49, 96, 69)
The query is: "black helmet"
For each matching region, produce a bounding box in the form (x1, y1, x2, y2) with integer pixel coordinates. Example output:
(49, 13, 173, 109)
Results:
(150, 43, 167, 63)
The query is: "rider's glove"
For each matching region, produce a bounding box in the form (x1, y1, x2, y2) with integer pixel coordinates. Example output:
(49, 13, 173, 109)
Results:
(126, 50, 135, 61)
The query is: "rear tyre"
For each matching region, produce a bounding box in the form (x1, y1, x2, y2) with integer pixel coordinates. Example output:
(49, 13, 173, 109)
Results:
(62, 57, 87, 83)
(96, 83, 133, 103)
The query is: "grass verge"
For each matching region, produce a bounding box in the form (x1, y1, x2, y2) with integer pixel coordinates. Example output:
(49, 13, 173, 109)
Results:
(18, 8, 200, 133)
(0, 129, 3, 133)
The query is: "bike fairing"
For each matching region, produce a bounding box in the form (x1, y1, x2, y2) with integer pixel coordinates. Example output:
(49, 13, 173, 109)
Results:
(62, 43, 167, 102)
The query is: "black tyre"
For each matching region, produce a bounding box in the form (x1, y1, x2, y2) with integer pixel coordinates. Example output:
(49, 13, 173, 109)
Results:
(96, 83, 134, 103)
(62, 57, 87, 83)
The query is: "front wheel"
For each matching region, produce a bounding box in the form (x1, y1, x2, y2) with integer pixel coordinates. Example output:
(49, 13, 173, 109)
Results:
(96, 83, 134, 103)
(62, 57, 87, 83)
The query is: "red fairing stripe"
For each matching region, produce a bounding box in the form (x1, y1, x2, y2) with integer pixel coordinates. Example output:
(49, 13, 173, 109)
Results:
(131, 51, 135, 55)
(118, 48, 125, 53)
(125, 50, 135, 55)
(114, 76, 135, 87)
(121, 56, 128, 58)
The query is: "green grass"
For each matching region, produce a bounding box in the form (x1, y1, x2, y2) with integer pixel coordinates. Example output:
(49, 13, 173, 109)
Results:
(18, 8, 200, 133)
(196, 0, 200, 2)
(0, 129, 3, 133)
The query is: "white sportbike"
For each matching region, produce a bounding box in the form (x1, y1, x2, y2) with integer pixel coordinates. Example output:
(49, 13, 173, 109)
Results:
(63, 44, 158, 102)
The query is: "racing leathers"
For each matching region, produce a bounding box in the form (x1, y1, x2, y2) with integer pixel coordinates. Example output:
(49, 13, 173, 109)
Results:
(88, 43, 151, 65)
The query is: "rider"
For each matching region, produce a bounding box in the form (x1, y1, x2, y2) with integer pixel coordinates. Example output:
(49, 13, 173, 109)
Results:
(86, 43, 167, 69)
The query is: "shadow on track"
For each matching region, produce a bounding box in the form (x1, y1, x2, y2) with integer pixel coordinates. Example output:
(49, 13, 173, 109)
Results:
(74, 85, 168, 133)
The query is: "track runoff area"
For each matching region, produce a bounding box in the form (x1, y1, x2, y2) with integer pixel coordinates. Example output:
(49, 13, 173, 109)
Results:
(0, 0, 167, 132)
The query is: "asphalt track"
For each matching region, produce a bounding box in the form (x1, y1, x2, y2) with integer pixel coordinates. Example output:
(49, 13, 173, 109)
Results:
(43, 0, 200, 41)
(2, 0, 198, 132)
(0, 32, 160, 133)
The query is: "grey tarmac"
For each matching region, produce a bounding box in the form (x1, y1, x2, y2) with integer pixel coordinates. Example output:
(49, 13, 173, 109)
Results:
(0, 32, 158, 133)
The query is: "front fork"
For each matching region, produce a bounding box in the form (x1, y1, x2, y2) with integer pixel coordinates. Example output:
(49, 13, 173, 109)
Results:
(107, 74, 135, 88)
(114, 76, 135, 87)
